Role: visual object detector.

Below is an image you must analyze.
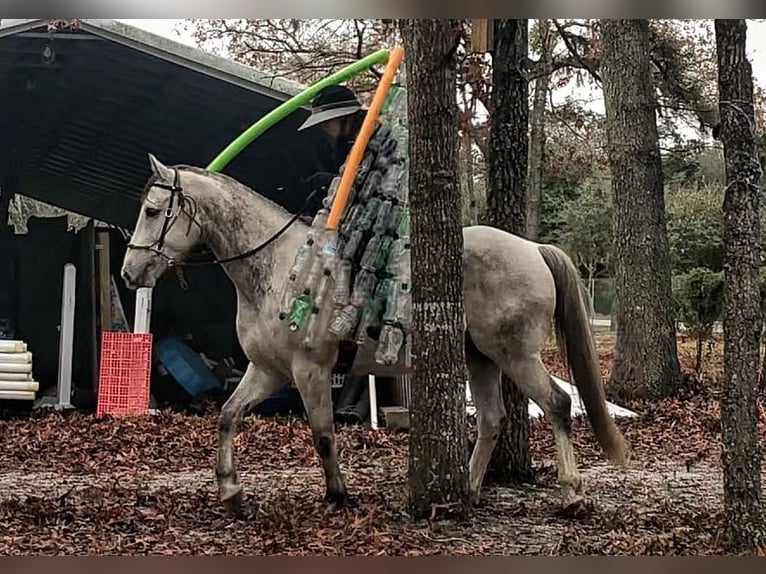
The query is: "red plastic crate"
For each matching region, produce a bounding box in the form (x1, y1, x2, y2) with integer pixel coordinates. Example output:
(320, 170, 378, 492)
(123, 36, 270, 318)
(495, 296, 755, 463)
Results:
(96, 331, 153, 417)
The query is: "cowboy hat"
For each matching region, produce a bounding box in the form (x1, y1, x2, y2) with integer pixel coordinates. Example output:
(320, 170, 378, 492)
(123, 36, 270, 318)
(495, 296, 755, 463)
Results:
(298, 84, 367, 131)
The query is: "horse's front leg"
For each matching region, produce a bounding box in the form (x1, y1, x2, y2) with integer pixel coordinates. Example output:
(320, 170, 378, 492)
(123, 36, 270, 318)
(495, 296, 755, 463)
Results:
(292, 353, 347, 509)
(216, 362, 284, 516)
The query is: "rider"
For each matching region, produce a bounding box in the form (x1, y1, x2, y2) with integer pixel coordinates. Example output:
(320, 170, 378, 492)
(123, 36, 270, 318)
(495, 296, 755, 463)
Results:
(298, 84, 367, 219)
(297, 84, 381, 425)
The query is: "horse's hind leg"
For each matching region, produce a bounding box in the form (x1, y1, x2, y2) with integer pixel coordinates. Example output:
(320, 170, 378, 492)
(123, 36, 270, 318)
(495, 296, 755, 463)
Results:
(292, 354, 347, 509)
(215, 362, 285, 516)
(466, 346, 505, 505)
(499, 354, 583, 509)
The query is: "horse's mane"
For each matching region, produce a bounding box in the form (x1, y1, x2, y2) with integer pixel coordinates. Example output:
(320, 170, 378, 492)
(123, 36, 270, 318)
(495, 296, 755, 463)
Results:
(139, 164, 298, 220)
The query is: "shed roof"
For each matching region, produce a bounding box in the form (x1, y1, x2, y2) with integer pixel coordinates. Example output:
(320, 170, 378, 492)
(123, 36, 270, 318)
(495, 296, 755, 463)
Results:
(0, 19, 327, 228)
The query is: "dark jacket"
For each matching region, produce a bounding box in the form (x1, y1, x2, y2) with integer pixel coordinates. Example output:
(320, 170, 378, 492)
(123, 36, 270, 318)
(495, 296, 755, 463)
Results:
(302, 130, 356, 217)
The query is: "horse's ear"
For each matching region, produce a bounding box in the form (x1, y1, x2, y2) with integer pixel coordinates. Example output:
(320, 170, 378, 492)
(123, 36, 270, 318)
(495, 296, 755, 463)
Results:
(147, 153, 174, 182)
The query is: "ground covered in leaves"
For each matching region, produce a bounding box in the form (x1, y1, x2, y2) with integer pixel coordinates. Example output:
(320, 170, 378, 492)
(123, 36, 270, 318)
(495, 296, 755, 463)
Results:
(0, 333, 764, 555)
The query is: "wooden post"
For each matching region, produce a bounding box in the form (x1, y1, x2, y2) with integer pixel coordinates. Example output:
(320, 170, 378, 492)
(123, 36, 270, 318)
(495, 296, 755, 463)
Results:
(83, 221, 99, 390)
(96, 229, 112, 333)
(471, 19, 494, 53)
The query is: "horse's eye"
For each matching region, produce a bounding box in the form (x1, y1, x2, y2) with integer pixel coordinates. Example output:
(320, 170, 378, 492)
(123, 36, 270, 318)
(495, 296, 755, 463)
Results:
(145, 207, 161, 218)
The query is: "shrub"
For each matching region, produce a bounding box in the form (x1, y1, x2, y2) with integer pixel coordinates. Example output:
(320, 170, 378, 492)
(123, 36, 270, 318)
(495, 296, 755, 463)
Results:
(672, 267, 725, 371)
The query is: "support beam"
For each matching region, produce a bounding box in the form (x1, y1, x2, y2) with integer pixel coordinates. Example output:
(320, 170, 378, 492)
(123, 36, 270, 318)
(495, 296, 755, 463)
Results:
(471, 19, 494, 53)
(96, 230, 112, 333)
(84, 221, 99, 391)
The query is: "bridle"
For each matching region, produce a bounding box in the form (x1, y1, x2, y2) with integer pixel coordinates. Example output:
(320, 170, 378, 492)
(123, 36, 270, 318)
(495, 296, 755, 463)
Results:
(126, 168, 202, 266)
(126, 167, 320, 268)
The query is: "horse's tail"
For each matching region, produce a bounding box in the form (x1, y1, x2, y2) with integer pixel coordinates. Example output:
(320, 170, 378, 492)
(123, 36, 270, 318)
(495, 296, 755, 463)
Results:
(537, 244, 628, 467)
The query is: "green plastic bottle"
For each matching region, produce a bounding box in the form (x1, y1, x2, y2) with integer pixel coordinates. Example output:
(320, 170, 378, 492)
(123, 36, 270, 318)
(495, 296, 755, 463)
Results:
(289, 289, 313, 332)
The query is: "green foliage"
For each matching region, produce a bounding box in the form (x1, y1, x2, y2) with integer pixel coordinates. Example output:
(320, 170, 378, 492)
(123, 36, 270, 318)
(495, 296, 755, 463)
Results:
(537, 174, 581, 242)
(663, 144, 726, 189)
(672, 267, 724, 338)
(553, 176, 613, 276)
(665, 184, 725, 273)
(672, 267, 724, 371)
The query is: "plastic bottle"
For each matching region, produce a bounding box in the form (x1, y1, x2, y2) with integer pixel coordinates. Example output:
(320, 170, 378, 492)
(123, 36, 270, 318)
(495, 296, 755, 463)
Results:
(377, 137, 398, 161)
(310, 208, 329, 233)
(279, 238, 316, 319)
(361, 234, 393, 273)
(328, 304, 361, 340)
(322, 177, 342, 209)
(386, 238, 411, 278)
(397, 208, 410, 238)
(301, 248, 325, 296)
(368, 122, 391, 153)
(374, 235, 394, 271)
(396, 170, 410, 204)
(350, 269, 377, 307)
(373, 200, 393, 235)
(288, 289, 312, 331)
(302, 269, 333, 349)
(380, 161, 405, 201)
(342, 229, 365, 261)
(386, 204, 402, 236)
(375, 324, 405, 365)
(332, 259, 353, 307)
(392, 281, 412, 328)
(385, 237, 404, 275)
(358, 170, 382, 203)
(358, 196, 382, 231)
(320, 233, 338, 267)
(356, 279, 390, 345)
(339, 203, 362, 237)
(354, 154, 374, 188)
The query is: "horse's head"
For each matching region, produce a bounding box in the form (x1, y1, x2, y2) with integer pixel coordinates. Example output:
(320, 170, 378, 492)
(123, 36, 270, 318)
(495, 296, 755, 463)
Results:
(121, 153, 204, 289)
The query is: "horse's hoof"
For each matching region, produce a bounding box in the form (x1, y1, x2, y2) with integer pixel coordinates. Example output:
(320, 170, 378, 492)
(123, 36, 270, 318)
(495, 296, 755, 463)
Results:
(556, 496, 591, 519)
(221, 488, 245, 518)
(322, 490, 347, 513)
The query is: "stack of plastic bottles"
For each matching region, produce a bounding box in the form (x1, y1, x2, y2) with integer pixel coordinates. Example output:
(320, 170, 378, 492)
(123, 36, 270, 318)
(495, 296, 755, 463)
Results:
(277, 80, 412, 367)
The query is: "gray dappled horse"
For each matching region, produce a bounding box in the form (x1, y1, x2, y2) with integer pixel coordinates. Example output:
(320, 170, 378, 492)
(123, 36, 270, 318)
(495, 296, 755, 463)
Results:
(121, 154, 628, 515)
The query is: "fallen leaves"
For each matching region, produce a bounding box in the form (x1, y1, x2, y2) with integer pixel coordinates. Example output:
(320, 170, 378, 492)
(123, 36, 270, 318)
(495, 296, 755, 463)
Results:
(0, 332, 764, 555)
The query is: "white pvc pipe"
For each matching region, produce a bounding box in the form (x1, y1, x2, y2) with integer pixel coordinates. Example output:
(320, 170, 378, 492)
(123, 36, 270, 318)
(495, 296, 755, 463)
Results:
(0, 372, 31, 381)
(368, 374, 378, 430)
(0, 390, 36, 401)
(0, 351, 32, 364)
(0, 380, 39, 392)
(0, 362, 32, 373)
(56, 263, 76, 408)
(0, 341, 26, 353)
(134, 287, 152, 333)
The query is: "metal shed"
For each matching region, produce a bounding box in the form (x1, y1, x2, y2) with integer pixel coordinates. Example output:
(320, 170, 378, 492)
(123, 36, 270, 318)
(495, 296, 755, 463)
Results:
(0, 18, 325, 228)
(0, 19, 331, 401)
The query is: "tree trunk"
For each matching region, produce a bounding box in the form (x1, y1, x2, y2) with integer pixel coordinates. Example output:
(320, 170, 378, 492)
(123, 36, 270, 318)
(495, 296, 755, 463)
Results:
(600, 19, 681, 400)
(715, 18, 766, 552)
(399, 18, 470, 520)
(485, 19, 533, 485)
(527, 19, 552, 242)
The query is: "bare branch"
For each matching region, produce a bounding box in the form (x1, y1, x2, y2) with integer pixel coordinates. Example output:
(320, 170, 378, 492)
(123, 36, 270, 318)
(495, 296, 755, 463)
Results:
(552, 19, 602, 83)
